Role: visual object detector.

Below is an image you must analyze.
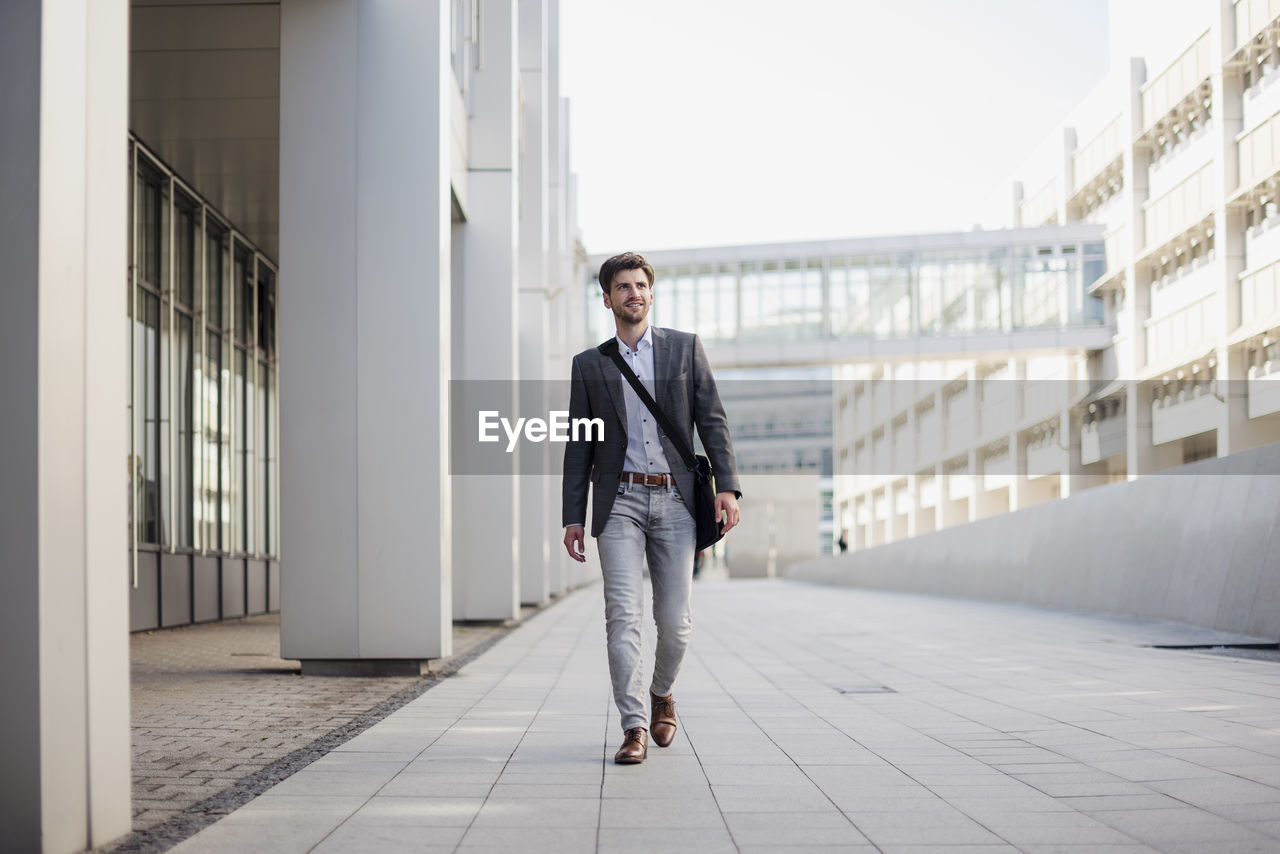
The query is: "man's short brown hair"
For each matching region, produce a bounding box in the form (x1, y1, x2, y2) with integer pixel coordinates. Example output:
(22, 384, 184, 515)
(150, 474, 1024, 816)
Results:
(598, 252, 655, 293)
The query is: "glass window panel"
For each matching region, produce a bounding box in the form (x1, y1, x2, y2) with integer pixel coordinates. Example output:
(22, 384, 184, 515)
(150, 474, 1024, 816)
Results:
(645, 267, 664, 327)
(940, 254, 976, 334)
(782, 260, 803, 339)
(257, 265, 276, 358)
(657, 270, 675, 328)
(848, 260, 870, 334)
(192, 326, 205, 551)
(804, 260, 823, 336)
(220, 340, 232, 551)
(137, 170, 163, 289)
(1016, 253, 1065, 328)
(234, 247, 252, 346)
(159, 296, 171, 547)
(207, 228, 225, 331)
(176, 312, 193, 548)
(759, 261, 781, 338)
(891, 257, 912, 335)
(257, 363, 272, 558)
(133, 292, 162, 544)
(588, 277, 611, 340)
(236, 348, 254, 553)
(717, 265, 737, 341)
(869, 256, 896, 337)
(254, 361, 267, 555)
(740, 263, 761, 337)
(829, 259, 849, 335)
(203, 334, 223, 550)
(232, 250, 244, 342)
(918, 259, 942, 334)
(696, 266, 718, 339)
(176, 198, 196, 308)
(674, 269, 694, 331)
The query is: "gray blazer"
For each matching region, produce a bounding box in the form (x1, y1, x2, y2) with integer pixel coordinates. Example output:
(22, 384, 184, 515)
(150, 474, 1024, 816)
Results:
(561, 326, 740, 537)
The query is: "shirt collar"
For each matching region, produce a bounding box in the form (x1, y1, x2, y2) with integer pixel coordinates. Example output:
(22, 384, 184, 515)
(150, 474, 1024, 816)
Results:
(616, 324, 653, 356)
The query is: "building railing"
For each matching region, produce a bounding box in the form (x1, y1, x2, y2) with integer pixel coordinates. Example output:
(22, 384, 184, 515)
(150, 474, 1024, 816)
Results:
(1145, 292, 1219, 366)
(1143, 163, 1215, 250)
(1141, 30, 1212, 132)
(1081, 411, 1126, 465)
(1241, 257, 1280, 326)
(1147, 123, 1216, 200)
(1248, 358, 1280, 416)
(1236, 0, 1280, 52)
(1151, 381, 1223, 445)
(1072, 115, 1125, 195)
(1238, 108, 1280, 191)
(1149, 253, 1217, 320)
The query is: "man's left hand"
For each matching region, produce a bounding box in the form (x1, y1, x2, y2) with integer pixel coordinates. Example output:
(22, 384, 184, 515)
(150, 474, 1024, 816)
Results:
(715, 491, 740, 535)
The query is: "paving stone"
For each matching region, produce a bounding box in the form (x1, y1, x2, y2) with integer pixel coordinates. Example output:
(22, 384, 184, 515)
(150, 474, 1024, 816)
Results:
(595, 826, 736, 853)
(310, 823, 464, 852)
(458, 825, 599, 852)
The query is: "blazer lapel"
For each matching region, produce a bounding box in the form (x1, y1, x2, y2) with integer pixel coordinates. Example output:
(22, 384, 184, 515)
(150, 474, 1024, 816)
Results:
(596, 338, 628, 433)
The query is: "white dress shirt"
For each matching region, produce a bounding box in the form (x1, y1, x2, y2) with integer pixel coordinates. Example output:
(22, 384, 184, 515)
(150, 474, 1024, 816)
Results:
(617, 325, 673, 477)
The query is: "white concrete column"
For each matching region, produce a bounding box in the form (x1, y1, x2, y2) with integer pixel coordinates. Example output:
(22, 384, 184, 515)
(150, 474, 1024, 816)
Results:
(279, 0, 453, 670)
(1210, 2, 1253, 457)
(0, 1, 132, 850)
(452, 0, 522, 622)
(545, 76, 572, 594)
(517, 0, 551, 606)
(1123, 57, 1151, 379)
(1121, 56, 1168, 478)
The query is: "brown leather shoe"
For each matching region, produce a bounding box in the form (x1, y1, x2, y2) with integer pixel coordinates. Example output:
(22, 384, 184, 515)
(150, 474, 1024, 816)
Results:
(614, 727, 648, 764)
(650, 692, 677, 747)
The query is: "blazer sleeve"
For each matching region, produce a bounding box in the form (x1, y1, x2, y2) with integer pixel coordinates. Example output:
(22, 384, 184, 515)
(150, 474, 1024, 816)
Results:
(690, 334, 741, 498)
(561, 354, 594, 527)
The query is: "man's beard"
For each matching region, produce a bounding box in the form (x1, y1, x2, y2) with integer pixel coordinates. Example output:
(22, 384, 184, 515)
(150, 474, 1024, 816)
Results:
(613, 302, 648, 322)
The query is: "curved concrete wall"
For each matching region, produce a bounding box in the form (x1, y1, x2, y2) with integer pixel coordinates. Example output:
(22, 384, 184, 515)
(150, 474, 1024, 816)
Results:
(789, 441, 1280, 639)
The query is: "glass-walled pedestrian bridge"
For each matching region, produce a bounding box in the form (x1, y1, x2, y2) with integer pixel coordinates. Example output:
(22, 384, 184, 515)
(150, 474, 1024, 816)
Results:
(586, 225, 1112, 367)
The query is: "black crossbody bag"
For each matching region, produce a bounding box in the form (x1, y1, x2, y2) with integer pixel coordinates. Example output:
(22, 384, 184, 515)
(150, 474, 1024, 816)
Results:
(605, 344, 725, 551)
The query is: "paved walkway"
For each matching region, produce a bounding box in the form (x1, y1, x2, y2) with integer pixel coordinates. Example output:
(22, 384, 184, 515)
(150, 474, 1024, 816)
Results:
(174, 579, 1280, 853)
(128, 614, 516, 833)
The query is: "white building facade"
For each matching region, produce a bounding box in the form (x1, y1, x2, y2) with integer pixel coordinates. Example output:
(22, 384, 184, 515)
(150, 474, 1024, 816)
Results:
(1004, 1, 1280, 495)
(836, 0, 1280, 552)
(1, 1, 586, 850)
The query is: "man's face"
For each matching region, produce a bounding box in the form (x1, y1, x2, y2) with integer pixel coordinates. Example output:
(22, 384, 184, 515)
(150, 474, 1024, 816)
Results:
(603, 268, 653, 324)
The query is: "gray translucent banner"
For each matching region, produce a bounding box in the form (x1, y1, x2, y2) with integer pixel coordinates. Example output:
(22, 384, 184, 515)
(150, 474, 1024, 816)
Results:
(448, 379, 1280, 476)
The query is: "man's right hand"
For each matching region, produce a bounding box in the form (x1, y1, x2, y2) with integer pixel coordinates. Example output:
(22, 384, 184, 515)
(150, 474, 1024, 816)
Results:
(563, 525, 586, 563)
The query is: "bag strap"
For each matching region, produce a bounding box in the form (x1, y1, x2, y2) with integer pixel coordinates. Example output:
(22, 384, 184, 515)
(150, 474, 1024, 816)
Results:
(603, 339, 699, 472)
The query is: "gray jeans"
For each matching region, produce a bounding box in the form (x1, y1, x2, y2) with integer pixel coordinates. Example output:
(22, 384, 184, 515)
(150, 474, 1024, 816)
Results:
(597, 480, 697, 732)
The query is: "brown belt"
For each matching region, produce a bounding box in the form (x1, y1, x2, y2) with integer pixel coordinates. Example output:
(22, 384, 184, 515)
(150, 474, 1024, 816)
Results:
(621, 471, 672, 487)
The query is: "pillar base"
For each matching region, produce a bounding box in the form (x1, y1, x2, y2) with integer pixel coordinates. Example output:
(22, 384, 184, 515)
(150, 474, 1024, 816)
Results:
(300, 658, 432, 677)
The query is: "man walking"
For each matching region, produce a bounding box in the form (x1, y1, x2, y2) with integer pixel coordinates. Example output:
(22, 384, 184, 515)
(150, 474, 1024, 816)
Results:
(562, 251, 741, 765)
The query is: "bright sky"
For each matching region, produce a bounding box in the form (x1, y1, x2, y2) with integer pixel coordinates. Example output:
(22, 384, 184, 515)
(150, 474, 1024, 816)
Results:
(560, 0, 1113, 254)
